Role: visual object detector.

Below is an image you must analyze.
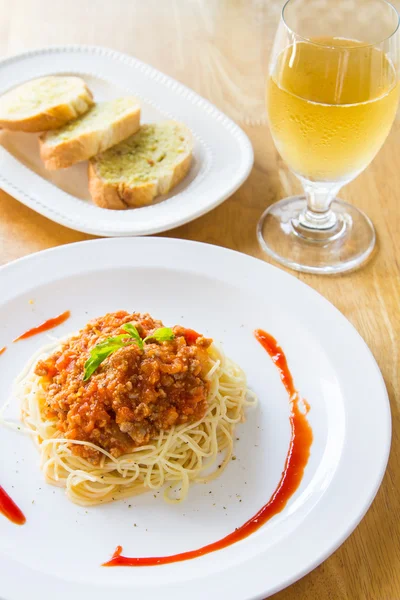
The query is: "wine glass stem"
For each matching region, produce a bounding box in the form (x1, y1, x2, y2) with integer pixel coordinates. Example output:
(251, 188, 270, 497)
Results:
(298, 177, 343, 230)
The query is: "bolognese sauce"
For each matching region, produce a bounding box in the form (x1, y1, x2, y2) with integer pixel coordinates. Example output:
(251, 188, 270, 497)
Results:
(34, 311, 212, 463)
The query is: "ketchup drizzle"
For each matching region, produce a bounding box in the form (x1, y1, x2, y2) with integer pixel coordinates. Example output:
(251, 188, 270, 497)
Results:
(0, 486, 26, 525)
(103, 329, 313, 567)
(13, 310, 71, 342)
(1, 310, 70, 526)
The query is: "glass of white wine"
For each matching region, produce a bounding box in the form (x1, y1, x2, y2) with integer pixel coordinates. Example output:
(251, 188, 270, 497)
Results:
(258, 0, 400, 274)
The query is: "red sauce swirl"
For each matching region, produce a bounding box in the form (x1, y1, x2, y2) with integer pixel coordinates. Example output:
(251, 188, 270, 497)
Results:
(103, 329, 313, 567)
(13, 310, 70, 342)
(0, 486, 26, 525)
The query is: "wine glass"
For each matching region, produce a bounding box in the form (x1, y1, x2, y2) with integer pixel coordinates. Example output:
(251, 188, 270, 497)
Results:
(258, 0, 400, 274)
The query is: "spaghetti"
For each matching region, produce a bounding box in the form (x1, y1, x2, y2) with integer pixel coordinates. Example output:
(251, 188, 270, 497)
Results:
(6, 312, 256, 507)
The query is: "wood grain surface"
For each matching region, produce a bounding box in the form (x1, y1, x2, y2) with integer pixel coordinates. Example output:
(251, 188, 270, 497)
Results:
(0, 1, 399, 598)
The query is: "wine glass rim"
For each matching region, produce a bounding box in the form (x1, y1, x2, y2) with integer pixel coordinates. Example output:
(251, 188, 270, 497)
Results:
(281, 0, 400, 48)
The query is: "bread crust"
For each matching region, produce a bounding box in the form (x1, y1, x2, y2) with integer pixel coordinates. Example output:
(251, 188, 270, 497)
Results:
(0, 77, 93, 132)
(39, 103, 141, 169)
(88, 123, 192, 210)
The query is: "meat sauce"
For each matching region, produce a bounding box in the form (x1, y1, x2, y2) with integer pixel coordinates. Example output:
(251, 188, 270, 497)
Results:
(34, 312, 212, 464)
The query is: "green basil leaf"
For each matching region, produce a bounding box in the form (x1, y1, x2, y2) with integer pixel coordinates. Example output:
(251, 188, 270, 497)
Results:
(96, 334, 130, 348)
(83, 349, 113, 381)
(144, 327, 175, 344)
(122, 323, 144, 349)
(83, 324, 174, 381)
(83, 334, 130, 381)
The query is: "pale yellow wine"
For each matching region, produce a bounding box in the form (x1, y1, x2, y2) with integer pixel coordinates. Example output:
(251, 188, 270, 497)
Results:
(266, 38, 399, 182)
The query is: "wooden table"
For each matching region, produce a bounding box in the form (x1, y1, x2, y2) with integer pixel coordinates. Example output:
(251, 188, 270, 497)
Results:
(0, 1, 399, 598)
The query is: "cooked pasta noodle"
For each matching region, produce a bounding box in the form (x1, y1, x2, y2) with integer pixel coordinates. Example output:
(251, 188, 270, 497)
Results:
(7, 337, 256, 506)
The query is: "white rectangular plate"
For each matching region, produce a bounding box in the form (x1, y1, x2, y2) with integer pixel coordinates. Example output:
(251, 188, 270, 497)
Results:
(0, 46, 253, 237)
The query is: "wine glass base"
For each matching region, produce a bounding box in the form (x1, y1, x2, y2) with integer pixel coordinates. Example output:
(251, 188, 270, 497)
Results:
(257, 196, 376, 275)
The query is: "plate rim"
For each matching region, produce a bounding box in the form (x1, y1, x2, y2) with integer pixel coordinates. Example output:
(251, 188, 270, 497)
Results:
(0, 45, 254, 237)
(0, 237, 391, 600)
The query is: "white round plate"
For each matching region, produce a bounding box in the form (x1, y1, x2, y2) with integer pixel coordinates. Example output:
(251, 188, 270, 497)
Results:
(0, 238, 390, 600)
(0, 46, 253, 236)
